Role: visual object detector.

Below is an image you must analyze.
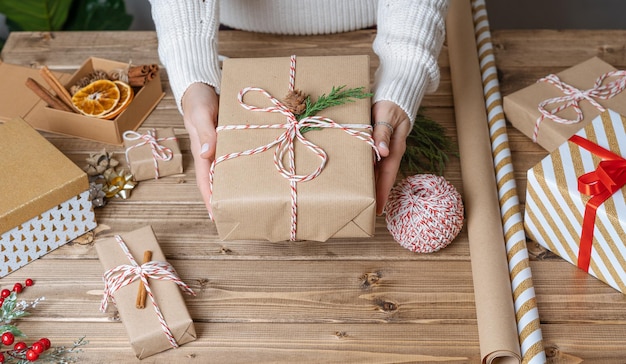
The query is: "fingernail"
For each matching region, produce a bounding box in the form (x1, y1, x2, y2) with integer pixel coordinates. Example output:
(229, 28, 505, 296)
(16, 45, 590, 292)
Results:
(379, 141, 388, 150)
(201, 143, 210, 155)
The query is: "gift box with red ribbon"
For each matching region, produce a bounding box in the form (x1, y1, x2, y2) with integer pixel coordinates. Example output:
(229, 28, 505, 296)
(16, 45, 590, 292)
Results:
(524, 109, 626, 293)
(503, 57, 626, 152)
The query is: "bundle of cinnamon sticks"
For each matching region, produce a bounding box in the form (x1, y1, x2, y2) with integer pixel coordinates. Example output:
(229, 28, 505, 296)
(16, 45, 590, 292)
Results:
(128, 64, 159, 87)
(25, 66, 78, 113)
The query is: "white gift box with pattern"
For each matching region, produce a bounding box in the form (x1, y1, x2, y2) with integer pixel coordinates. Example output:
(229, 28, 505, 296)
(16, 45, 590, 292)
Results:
(524, 109, 626, 293)
(0, 117, 97, 277)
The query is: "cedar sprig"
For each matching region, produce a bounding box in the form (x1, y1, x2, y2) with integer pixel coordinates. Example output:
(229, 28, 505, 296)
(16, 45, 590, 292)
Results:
(298, 85, 372, 133)
(401, 108, 458, 176)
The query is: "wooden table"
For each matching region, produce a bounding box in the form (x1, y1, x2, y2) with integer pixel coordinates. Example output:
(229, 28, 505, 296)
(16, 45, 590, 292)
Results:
(1, 28, 626, 363)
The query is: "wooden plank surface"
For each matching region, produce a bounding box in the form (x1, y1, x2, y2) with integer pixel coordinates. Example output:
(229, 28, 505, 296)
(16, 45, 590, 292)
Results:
(1, 28, 626, 363)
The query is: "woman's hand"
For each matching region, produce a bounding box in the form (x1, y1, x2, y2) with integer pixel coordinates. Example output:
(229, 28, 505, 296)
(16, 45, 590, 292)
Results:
(181, 82, 219, 213)
(372, 100, 411, 215)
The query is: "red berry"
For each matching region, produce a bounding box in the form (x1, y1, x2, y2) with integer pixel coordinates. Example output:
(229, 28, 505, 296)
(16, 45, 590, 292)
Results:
(13, 341, 27, 351)
(24, 279, 34, 287)
(12, 283, 23, 293)
(38, 338, 51, 350)
(0, 289, 9, 298)
(30, 341, 45, 354)
(1, 332, 14, 346)
(0, 352, 4, 363)
(0, 297, 4, 306)
(25, 349, 39, 361)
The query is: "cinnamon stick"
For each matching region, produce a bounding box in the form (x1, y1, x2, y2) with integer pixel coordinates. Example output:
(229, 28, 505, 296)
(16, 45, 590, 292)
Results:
(39, 66, 76, 112)
(128, 64, 150, 78)
(135, 250, 153, 309)
(25, 77, 73, 112)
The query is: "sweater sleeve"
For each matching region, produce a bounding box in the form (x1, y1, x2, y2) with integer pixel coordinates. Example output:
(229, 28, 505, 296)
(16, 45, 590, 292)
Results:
(149, 0, 221, 114)
(373, 0, 449, 125)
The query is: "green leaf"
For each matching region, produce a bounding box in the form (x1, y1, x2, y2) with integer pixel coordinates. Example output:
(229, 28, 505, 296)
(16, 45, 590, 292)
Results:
(0, 0, 73, 31)
(64, 0, 133, 30)
(0, 324, 24, 337)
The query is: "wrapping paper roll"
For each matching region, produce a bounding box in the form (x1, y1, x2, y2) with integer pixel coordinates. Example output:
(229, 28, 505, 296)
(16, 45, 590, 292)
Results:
(447, 0, 521, 362)
(470, 1, 546, 363)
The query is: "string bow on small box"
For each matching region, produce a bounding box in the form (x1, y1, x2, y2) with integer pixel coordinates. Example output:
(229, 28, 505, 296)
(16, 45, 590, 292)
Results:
(100, 235, 196, 348)
(208, 55, 379, 241)
(124, 129, 177, 179)
(533, 70, 626, 142)
(568, 134, 626, 272)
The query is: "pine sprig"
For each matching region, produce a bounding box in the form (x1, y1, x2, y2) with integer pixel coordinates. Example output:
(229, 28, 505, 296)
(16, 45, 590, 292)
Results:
(401, 108, 458, 176)
(298, 85, 372, 133)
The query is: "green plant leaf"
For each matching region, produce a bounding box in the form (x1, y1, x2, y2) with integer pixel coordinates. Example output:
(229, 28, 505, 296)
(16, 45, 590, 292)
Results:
(0, 0, 73, 31)
(64, 0, 133, 30)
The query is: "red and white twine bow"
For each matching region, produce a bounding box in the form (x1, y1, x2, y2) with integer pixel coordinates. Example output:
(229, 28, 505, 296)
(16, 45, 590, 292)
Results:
(124, 129, 176, 179)
(100, 235, 196, 348)
(533, 70, 626, 142)
(208, 55, 379, 241)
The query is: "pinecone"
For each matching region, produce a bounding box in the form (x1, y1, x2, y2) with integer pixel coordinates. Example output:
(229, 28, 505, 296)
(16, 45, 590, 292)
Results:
(283, 89, 307, 115)
(70, 69, 111, 94)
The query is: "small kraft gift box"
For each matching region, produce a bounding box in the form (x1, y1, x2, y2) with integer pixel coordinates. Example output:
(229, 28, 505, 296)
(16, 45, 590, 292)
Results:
(210, 55, 377, 242)
(524, 109, 626, 293)
(95, 225, 197, 359)
(0, 57, 164, 145)
(503, 57, 626, 152)
(0, 117, 97, 277)
(123, 127, 183, 181)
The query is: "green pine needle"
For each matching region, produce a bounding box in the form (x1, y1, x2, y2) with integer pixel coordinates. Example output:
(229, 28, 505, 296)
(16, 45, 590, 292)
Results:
(401, 108, 458, 176)
(299, 85, 372, 133)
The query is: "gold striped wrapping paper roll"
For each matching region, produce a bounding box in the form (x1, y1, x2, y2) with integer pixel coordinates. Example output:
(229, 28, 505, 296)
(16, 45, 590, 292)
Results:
(525, 109, 626, 293)
(470, 1, 546, 362)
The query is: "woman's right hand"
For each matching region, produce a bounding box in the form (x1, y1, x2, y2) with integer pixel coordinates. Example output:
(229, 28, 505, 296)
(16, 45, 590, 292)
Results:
(181, 82, 219, 214)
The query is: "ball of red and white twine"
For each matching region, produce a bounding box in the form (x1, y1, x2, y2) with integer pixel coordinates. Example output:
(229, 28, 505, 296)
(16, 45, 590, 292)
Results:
(385, 174, 464, 253)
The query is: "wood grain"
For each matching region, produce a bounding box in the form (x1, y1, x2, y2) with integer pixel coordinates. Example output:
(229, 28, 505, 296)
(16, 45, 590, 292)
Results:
(2, 28, 626, 362)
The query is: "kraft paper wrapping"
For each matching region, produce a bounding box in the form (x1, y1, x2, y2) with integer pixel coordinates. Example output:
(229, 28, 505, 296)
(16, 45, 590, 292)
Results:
(447, 1, 521, 362)
(0, 117, 88, 234)
(212, 55, 376, 242)
(525, 109, 626, 293)
(123, 127, 183, 181)
(471, 1, 546, 362)
(95, 226, 196, 359)
(503, 57, 626, 152)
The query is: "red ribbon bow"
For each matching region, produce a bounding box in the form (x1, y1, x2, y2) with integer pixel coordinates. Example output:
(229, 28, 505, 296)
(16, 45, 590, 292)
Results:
(569, 134, 626, 271)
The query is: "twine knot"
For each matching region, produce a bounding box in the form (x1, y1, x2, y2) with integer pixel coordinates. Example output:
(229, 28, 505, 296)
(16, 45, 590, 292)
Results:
(100, 235, 195, 348)
(533, 70, 626, 142)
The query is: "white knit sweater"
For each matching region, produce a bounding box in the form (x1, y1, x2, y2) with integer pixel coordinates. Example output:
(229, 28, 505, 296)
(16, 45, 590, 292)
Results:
(149, 0, 448, 124)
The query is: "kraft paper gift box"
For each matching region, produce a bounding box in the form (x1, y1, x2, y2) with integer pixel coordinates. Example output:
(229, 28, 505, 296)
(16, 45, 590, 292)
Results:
(503, 57, 626, 152)
(123, 128, 183, 181)
(211, 55, 376, 242)
(0, 57, 164, 145)
(0, 117, 97, 277)
(524, 109, 626, 293)
(95, 225, 196, 359)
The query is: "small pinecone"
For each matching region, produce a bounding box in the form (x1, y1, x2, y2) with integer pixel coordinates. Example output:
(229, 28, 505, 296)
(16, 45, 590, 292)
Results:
(283, 89, 307, 115)
(70, 69, 111, 94)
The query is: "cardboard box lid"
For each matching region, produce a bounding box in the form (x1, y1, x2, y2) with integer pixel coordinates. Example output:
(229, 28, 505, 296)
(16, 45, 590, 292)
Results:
(0, 117, 88, 234)
(0, 61, 71, 124)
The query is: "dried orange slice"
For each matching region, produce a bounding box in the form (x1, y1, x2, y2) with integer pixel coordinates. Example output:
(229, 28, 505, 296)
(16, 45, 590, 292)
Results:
(102, 81, 134, 120)
(71, 79, 120, 117)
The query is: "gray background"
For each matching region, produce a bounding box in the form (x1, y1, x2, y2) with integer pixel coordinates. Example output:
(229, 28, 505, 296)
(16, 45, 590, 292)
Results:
(1, 0, 625, 41)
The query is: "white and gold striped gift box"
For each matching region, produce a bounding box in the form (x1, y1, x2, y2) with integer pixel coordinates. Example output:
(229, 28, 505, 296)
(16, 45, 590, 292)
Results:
(525, 109, 626, 293)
